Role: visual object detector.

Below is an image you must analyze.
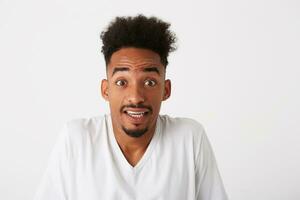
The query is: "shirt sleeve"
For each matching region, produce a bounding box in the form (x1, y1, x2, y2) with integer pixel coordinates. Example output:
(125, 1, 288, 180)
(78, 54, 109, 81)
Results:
(195, 129, 228, 200)
(34, 123, 71, 200)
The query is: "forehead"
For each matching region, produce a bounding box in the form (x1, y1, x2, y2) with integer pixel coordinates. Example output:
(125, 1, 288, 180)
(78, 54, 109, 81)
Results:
(108, 47, 164, 73)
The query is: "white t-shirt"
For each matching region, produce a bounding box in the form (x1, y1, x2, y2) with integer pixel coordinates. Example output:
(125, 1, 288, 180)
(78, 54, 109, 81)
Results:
(34, 114, 228, 200)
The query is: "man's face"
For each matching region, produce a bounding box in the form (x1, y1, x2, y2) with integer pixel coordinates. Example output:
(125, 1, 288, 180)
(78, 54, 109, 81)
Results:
(101, 47, 171, 138)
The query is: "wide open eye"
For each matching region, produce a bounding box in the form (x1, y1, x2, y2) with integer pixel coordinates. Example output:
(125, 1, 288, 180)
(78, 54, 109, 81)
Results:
(144, 79, 157, 87)
(115, 80, 127, 86)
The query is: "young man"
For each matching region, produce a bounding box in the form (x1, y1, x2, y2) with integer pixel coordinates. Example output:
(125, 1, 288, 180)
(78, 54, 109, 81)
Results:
(34, 15, 228, 200)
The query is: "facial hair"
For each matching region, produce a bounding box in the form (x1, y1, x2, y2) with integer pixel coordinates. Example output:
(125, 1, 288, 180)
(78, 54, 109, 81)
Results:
(121, 126, 149, 138)
(120, 103, 152, 137)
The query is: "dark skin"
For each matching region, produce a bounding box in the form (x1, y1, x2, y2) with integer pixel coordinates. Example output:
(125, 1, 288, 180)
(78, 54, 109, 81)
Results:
(101, 47, 171, 166)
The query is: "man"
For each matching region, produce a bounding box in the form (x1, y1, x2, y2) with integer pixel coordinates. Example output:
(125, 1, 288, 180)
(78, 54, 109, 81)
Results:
(34, 15, 228, 200)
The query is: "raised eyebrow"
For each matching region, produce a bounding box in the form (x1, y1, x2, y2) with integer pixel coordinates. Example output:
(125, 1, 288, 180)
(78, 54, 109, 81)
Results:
(143, 67, 160, 75)
(112, 67, 129, 76)
(112, 66, 161, 77)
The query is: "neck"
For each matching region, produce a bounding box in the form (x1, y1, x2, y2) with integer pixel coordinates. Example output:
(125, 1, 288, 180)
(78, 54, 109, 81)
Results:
(111, 120, 157, 166)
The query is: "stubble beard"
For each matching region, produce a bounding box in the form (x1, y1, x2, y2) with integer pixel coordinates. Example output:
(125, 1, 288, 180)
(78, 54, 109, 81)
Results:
(119, 103, 153, 137)
(121, 126, 149, 138)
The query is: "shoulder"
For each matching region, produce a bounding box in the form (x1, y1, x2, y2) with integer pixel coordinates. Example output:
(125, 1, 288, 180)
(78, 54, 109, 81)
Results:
(159, 115, 206, 141)
(159, 114, 205, 132)
(62, 115, 106, 146)
(65, 115, 104, 133)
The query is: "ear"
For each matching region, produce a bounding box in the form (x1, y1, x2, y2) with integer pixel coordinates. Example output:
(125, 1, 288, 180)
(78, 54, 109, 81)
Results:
(101, 79, 109, 101)
(163, 79, 171, 101)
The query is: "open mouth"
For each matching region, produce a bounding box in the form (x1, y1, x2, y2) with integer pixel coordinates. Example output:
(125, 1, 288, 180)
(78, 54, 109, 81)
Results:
(124, 110, 149, 119)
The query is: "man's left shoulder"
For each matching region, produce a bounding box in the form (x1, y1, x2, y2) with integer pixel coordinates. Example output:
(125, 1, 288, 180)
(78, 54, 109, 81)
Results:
(159, 115, 206, 139)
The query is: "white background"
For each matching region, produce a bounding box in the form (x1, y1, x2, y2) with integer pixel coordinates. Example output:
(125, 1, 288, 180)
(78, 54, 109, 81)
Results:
(0, 0, 299, 199)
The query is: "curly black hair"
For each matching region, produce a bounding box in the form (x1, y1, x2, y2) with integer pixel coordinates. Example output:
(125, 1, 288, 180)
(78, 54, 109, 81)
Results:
(100, 14, 177, 68)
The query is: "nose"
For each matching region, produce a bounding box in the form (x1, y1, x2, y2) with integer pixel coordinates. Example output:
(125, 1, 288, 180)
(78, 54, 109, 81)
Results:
(127, 84, 145, 104)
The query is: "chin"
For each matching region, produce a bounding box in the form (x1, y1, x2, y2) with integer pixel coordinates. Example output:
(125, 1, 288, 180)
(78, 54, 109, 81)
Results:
(121, 126, 149, 138)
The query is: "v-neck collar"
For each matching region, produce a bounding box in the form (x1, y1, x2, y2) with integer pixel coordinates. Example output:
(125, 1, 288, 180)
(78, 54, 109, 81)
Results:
(106, 114, 161, 172)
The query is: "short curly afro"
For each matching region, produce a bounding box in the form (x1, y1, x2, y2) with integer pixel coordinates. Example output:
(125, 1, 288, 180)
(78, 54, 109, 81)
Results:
(100, 14, 177, 68)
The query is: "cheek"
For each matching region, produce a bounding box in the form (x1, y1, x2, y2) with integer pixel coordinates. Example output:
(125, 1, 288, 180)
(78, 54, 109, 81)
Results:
(108, 85, 123, 98)
(146, 90, 164, 107)
(147, 88, 165, 99)
(108, 90, 124, 107)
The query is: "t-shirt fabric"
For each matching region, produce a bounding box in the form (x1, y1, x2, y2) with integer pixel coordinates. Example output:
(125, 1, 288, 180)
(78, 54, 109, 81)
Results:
(34, 114, 228, 200)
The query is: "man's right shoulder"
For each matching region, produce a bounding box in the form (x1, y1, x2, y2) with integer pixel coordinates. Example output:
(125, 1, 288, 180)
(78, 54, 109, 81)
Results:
(62, 115, 107, 144)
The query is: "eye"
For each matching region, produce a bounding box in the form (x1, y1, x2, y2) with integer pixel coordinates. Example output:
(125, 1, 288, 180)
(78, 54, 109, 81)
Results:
(144, 79, 157, 87)
(115, 80, 127, 86)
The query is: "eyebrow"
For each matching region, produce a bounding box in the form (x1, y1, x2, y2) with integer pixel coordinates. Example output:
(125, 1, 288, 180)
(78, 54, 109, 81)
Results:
(112, 66, 160, 76)
(143, 67, 160, 74)
(112, 67, 129, 76)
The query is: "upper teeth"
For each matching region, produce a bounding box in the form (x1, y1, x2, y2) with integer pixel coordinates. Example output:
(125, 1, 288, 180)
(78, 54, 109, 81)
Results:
(127, 111, 146, 115)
